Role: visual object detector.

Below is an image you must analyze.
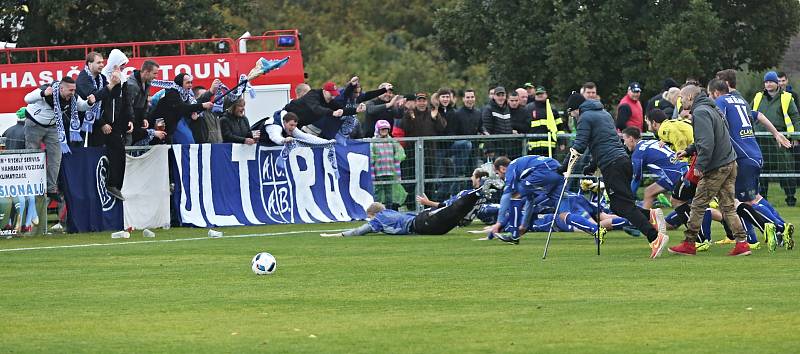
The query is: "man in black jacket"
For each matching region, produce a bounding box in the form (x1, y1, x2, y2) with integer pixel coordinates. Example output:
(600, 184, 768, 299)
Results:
(76, 51, 126, 200)
(481, 86, 512, 158)
(364, 82, 403, 137)
(450, 89, 482, 177)
(124, 60, 165, 145)
(283, 81, 356, 136)
(563, 93, 669, 259)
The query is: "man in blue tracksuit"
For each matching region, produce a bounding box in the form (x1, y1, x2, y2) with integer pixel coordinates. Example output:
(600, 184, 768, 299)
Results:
(563, 93, 669, 259)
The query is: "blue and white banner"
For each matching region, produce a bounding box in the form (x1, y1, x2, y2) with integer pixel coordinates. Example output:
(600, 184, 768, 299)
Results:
(171, 142, 374, 227)
(61, 147, 124, 232)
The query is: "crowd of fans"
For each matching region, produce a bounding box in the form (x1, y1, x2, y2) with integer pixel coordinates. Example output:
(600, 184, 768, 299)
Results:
(3, 50, 800, 215)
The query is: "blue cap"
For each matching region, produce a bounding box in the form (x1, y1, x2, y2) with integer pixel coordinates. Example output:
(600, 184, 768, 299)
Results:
(628, 82, 642, 92)
(764, 71, 779, 84)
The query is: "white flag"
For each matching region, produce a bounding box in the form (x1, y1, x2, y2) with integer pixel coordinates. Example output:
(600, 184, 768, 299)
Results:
(122, 145, 170, 230)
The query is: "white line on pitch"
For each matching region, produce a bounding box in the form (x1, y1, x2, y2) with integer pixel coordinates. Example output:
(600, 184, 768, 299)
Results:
(0, 229, 348, 253)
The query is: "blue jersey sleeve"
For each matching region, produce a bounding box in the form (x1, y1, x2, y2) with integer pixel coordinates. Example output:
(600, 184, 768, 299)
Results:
(367, 218, 383, 233)
(630, 149, 644, 193)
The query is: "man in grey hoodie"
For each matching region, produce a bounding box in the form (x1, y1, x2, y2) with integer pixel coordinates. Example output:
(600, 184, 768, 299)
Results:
(669, 85, 750, 256)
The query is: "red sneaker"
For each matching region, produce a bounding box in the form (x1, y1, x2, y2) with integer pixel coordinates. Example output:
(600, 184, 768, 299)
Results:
(728, 241, 752, 256)
(668, 241, 696, 256)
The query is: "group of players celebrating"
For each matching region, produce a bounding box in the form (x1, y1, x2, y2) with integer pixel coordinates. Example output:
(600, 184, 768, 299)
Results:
(325, 74, 794, 259)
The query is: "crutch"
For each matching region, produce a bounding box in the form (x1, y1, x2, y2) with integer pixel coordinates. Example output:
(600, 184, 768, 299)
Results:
(542, 148, 582, 260)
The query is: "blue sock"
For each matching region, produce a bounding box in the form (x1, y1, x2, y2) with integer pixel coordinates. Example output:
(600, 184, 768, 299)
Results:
(757, 198, 783, 223)
(742, 218, 758, 244)
(698, 209, 713, 243)
(565, 213, 598, 235)
(754, 199, 785, 233)
(502, 199, 525, 238)
(610, 217, 629, 230)
(665, 210, 681, 228)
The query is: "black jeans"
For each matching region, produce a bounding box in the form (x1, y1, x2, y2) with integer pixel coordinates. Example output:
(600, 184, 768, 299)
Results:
(92, 128, 126, 190)
(601, 157, 658, 242)
(413, 189, 480, 235)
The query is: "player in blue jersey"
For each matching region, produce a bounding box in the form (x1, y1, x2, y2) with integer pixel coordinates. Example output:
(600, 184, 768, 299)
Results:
(708, 79, 795, 250)
(622, 127, 688, 209)
(487, 155, 565, 244)
(321, 188, 484, 237)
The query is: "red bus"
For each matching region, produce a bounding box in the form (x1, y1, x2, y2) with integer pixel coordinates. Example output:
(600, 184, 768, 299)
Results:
(0, 30, 306, 133)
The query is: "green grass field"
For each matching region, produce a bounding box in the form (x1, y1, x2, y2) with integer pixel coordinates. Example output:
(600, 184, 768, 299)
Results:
(1, 206, 798, 354)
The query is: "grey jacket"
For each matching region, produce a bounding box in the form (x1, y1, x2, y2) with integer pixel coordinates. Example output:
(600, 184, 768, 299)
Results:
(24, 87, 90, 126)
(571, 100, 628, 170)
(687, 94, 736, 173)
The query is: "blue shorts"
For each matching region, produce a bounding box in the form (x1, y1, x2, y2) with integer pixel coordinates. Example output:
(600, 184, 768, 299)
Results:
(530, 214, 572, 232)
(656, 176, 675, 191)
(736, 158, 761, 202)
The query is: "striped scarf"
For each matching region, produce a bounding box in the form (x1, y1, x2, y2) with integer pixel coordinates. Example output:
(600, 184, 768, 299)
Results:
(151, 79, 195, 103)
(212, 74, 255, 113)
(50, 81, 75, 154)
(80, 66, 101, 138)
(278, 138, 339, 179)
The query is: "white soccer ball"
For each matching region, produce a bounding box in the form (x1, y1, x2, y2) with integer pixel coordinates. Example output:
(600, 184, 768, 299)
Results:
(251, 252, 277, 275)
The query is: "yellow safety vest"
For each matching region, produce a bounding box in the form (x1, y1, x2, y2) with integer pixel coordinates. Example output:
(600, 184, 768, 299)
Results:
(528, 99, 564, 157)
(753, 91, 795, 133)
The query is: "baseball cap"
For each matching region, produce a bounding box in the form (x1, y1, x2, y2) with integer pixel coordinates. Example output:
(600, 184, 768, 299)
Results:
(628, 82, 642, 92)
(322, 81, 340, 97)
(494, 86, 506, 95)
(415, 92, 428, 100)
(535, 86, 547, 94)
(523, 82, 534, 89)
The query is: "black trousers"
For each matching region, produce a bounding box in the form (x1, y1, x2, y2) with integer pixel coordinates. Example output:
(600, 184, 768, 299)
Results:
(91, 129, 126, 190)
(601, 158, 658, 242)
(413, 189, 481, 235)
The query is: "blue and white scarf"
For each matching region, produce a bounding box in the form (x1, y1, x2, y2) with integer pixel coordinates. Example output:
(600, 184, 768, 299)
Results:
(50, 81, 75, 154)
(150, 79, 196, 103)
(80, 66, 102, 138)
(273, 111, 340, 178)
(212, 74, 255, 113)
(278, 138, 339, 179)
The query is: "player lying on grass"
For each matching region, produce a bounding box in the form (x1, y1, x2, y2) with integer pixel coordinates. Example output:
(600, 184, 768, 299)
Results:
(321, 188, 483, 237)
(491, 193, 634, 244)
(416, 168, 502, 226)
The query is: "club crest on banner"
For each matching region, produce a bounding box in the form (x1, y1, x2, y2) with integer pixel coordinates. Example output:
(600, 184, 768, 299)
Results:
(258, 146, 294, 224)
(95, 155, 116, 211)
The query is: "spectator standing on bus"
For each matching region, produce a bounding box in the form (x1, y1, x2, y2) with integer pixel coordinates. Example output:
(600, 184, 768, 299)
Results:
(125, 60, 167, 145)
(25, 77, 93, 201)
(77, 51, 127, 200)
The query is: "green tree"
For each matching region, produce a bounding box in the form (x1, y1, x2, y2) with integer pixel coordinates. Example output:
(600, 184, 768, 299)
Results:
(14, 0, 238, 48)
(435, 0, 800, 102)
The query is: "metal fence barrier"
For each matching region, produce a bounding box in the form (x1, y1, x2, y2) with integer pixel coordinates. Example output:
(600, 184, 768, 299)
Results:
(2, 131, 797, 216)
(360, 132, 800, 211)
